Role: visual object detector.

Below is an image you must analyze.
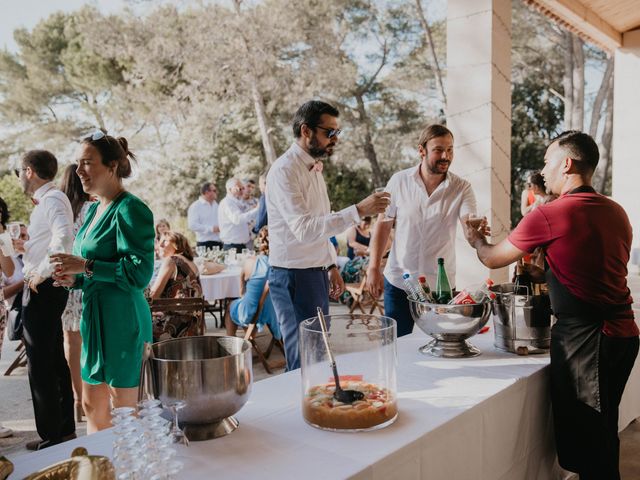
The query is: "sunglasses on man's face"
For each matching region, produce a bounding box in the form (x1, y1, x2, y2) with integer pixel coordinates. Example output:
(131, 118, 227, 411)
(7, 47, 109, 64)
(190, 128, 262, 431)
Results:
(314, 125, 342, 139)
(14, 167, 26, 178)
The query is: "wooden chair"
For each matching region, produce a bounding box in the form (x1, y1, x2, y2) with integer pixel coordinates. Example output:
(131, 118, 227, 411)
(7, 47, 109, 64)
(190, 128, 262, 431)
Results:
(4, 340, 27, 376)
(345, 270, 384, 315)
(149, 296, 207, 336)
(242, 283, 285, 374)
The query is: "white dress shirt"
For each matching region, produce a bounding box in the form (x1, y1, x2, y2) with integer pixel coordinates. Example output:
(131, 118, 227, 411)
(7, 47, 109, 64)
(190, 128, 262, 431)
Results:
(383, 166, 476, 289)
(218, 195, 258, 245)
(187, 198, 221, 242)
(22, 182, 74, 279)
(266, 143, 360, 268)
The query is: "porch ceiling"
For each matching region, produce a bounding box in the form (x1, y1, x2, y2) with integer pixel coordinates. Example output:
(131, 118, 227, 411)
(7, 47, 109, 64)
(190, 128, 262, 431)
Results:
(525, 0, 640, 51)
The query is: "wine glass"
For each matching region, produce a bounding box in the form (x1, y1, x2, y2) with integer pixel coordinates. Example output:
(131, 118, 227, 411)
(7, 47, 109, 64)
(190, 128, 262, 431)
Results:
(7, 222, 20, 240)
(166, 400, 189, 446)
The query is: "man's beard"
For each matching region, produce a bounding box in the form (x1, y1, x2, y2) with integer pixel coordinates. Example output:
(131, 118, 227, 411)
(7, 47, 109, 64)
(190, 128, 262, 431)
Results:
(309, 135, 333, 159)
(428, 160, 450, 174)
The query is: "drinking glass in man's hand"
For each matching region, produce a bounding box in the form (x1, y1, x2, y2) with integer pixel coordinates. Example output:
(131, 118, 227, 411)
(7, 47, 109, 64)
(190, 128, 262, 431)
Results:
(7, 222, 20, 240)
(374, 187, 394, 221)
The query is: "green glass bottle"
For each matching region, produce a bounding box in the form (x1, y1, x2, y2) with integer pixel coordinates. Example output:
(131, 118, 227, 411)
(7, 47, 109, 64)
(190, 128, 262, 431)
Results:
(435, 257, 453, 304)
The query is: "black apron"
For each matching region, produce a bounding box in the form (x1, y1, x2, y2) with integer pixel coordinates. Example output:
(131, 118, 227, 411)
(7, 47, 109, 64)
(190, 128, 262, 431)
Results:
(544, 186, 636, 475)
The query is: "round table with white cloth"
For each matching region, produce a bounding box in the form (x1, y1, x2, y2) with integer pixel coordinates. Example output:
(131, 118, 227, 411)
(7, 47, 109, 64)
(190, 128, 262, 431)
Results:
(199, 266, 243, 302)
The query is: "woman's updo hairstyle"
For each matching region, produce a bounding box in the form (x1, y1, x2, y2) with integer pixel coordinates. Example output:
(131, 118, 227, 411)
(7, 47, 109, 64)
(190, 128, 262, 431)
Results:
(82, 130, 135, 179)
(257, 226, 269, 256)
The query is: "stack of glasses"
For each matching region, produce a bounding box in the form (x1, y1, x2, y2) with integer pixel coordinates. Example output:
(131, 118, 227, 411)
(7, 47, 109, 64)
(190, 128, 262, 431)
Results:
(111, 399, 186, 479)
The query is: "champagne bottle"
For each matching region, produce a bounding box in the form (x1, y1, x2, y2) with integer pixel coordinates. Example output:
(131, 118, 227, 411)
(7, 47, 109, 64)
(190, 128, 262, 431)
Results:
(514, 261, 533, 296)
(435, 258, 453, 304)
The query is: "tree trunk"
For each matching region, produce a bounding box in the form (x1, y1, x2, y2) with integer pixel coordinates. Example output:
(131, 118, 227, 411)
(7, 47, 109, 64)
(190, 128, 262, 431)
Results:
(355, 92, 383, 186)
(562, 31, 574, 128)
(588, 56, 614, 138)
(250, 80, 278, 165)
(233, 0, 278, 164)
(571, 35, 585, 131)
(597, 75, 614, 194)
(414, 0, 447, 110)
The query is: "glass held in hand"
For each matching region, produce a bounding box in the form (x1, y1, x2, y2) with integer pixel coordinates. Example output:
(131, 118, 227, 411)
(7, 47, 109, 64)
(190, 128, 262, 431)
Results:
(7, 222, 20, 240)
(467, 214, 489, 236)
(374, 187, 395, 221)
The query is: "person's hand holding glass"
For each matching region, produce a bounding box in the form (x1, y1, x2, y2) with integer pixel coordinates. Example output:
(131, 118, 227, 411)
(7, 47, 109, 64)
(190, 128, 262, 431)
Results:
(355, 188, 391, 219)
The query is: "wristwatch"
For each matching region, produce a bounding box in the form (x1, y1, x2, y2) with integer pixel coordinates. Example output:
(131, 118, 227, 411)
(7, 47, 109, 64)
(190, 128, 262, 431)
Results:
(84, 259, 95, 278)
(327, 264, 337, 271)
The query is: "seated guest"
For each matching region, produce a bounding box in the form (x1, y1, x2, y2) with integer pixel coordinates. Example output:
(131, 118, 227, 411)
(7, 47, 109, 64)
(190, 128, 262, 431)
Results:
(154, 219, 170, 259)
(225, 227, 281, 340)
(346, 216, 372, 259)
(149, 231, 203, 341)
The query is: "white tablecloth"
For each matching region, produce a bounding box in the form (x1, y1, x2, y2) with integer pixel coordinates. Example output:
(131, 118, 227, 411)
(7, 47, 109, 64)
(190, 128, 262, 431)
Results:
(8, 330, 640, 480)
(199, 266, 242, 302)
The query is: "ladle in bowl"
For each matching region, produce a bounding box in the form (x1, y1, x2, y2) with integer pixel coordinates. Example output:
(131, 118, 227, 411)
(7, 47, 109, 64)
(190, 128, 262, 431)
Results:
(316, 307, 364, 404)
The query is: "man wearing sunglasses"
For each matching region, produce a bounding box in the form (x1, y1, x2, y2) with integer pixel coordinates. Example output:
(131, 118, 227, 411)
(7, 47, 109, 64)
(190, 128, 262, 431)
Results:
(266, 100, 390, 371)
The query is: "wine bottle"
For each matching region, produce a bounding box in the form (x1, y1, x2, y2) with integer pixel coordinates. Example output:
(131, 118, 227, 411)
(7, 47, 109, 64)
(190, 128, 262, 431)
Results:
(435, 258, 453, 304)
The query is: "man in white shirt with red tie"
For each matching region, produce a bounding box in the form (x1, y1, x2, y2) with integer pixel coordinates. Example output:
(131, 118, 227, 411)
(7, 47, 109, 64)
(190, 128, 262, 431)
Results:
(267, 100, 390, 371)
(12, 150, 76, 450)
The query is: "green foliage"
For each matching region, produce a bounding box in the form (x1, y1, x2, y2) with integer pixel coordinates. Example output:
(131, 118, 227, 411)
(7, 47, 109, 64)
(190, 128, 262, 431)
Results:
(0, 173, 32, 223)
(322, 162, 375, 212)
(510, 1, 564, 226)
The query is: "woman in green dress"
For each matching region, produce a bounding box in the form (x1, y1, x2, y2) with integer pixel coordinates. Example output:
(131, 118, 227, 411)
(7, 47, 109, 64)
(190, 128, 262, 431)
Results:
(51, 131, 154, 433)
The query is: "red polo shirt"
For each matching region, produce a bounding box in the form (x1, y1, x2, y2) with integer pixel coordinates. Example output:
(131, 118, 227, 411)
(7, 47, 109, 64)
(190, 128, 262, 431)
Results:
(508, 190, 638, 337)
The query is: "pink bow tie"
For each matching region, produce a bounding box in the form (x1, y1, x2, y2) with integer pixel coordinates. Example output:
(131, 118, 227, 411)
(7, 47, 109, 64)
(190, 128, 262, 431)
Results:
(309, 161, 323, 173)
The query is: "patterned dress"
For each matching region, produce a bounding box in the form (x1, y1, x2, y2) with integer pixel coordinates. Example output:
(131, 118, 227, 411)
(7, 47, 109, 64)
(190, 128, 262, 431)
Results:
(152, 255, 203, 342)
(61, 201, 92, 332)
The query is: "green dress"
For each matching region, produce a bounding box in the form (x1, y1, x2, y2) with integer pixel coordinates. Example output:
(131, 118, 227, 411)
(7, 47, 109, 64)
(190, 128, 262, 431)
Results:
(74, 191, 154, 388)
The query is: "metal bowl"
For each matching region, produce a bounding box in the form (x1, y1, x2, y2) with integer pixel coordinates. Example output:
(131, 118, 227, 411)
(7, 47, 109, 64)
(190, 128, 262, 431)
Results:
(408, 298, 492, 358)
(150, 335, 252, 440)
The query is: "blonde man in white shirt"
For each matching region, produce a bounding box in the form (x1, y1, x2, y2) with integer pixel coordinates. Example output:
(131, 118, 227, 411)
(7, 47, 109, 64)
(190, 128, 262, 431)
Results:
(187, 182, 222, 250)
(218, 177, 259, 252)
(366, 124, 478, 337)
(267, 100, 390, 371)
(12, 150, 76, 450)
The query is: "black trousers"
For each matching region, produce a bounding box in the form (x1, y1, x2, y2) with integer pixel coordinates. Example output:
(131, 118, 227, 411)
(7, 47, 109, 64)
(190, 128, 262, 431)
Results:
(196, 240, 222, 249)
(22, 278, 75, 442)
(551, 332, 639, 480)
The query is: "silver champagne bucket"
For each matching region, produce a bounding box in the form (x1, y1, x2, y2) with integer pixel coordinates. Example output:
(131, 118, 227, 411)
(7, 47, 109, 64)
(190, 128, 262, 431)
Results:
(490, 283, 553, 355)
(140, 335, 252, 440)
(408, 298, 492, 358)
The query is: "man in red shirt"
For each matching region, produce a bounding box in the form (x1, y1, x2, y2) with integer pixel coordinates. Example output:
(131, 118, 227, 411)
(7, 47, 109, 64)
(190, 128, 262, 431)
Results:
(464, 131, 638, 480)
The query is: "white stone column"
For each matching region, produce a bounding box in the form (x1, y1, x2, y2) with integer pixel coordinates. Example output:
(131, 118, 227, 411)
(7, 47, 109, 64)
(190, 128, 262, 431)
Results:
(612, 29, 640, 274)
(447, 0, 512, 287)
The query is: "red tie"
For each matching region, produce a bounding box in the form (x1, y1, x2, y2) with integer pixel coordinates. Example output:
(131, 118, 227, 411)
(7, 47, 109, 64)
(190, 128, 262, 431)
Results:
(31, 197, 39, 206)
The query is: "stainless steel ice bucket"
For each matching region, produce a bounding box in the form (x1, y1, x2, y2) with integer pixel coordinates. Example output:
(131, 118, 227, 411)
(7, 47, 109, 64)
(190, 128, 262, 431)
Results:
(147, 335, 252, 440)
(490, 283, 553, 355)
(408, 298, 492, 358)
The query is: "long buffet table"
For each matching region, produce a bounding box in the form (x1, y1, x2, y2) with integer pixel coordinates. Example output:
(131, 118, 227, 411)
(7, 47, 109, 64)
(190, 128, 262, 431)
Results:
(8, 329, 640, 480)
